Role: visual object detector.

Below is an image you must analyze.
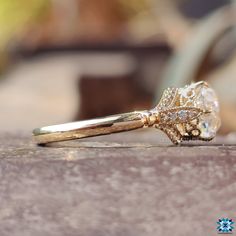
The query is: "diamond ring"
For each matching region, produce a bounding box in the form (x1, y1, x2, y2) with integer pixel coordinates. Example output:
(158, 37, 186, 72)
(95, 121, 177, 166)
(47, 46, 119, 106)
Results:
(33, 81, 221, 145)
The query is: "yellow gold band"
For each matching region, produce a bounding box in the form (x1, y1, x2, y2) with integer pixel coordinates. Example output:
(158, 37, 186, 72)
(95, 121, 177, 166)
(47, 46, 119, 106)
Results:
(33, 111, 147, 144)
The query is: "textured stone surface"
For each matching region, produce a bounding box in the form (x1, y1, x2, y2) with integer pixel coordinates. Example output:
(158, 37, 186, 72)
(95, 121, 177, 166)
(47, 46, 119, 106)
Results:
(0, 130, 236, 236)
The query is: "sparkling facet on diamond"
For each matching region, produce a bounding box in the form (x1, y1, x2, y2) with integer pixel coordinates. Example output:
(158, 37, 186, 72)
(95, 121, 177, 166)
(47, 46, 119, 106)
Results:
(198, 114, 221, 139)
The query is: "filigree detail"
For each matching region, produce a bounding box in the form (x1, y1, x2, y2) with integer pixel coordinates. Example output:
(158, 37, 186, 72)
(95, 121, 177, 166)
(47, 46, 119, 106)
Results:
(157, 125, 182, 145)
(159, 107, 203, 125)
(156, 87, 178, 109)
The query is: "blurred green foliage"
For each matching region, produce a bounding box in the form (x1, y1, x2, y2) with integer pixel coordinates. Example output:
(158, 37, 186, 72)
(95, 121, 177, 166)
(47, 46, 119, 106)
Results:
(0, 0, 50, 49)
(119, 0, 151, 18)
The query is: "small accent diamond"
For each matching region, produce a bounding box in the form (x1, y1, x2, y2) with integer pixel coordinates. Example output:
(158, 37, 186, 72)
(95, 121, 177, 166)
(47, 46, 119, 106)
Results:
(178, 110, 188, 121)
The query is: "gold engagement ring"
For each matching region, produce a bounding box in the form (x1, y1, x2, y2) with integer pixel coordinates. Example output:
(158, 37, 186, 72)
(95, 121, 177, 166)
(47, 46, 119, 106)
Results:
(33, 81, 221, 145)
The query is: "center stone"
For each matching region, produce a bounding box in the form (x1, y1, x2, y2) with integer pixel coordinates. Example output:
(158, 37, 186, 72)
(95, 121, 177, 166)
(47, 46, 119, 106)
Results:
(196, 85, 221, 139)
(181, 83, 221, 139)
(195, 86, 219, 113)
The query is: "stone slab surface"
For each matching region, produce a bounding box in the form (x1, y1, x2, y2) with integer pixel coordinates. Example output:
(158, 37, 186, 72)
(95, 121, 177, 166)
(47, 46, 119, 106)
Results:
(0, 130, 236, 236)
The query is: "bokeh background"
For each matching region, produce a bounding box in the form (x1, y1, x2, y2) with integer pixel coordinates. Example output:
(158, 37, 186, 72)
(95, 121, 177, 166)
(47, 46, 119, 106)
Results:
(0, 0, 236, 135)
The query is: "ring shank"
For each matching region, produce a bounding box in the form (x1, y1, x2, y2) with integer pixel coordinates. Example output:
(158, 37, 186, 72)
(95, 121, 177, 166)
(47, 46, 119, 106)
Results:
(33, 111, 145, 144)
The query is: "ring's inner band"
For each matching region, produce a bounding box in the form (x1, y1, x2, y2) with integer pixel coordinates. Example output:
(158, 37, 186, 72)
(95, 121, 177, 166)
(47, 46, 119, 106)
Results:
(33, 111, 147, 144)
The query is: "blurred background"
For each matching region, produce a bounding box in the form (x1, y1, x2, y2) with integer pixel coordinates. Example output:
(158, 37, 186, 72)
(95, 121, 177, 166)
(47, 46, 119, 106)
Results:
(0, 0, 236, 135)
